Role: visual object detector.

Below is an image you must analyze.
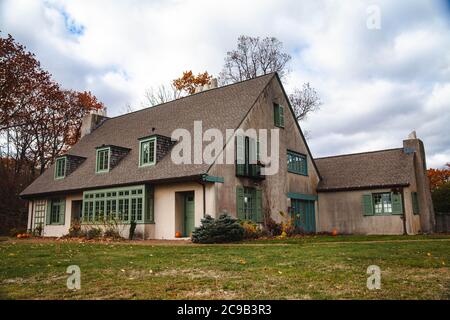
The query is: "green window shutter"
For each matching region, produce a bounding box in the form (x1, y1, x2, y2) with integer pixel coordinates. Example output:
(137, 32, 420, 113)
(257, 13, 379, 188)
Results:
(236, 186, 245, 220)
(236, 135, 245, 176)
(412, 192, 419, 215)
(274, 104, 279, 126)
(255, 188, 263, 223)
(392, 193, 403, 215)
(362, 194, 374, 216)
(59, 200, 66, 225)
(46, 201, 51, 225)
(279, 105, 285, 127)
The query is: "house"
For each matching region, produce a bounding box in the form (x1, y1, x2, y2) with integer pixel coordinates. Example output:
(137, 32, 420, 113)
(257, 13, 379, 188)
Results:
(20, 73, 435, 238)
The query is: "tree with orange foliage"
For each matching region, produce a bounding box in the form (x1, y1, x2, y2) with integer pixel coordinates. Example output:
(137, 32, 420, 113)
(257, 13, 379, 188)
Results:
(173, 70, 212, 95)
(427, 163, 450, 190)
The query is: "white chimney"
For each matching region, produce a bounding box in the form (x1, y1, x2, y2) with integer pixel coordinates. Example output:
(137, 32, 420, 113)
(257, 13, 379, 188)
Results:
(407, 130, 417, 139)
(210, 78, 218, 89)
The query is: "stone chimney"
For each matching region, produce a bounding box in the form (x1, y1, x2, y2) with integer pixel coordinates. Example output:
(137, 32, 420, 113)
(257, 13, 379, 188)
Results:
(403, 131, 435, 232)
(80, 109, 108, 138)
(193, 78, 218, 94)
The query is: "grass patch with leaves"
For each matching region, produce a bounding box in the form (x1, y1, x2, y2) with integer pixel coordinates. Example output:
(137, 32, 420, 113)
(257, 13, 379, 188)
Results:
(0, 235, 448, 300)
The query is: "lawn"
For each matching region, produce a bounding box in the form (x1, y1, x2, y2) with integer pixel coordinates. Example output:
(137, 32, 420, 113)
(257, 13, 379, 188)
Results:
(0, 235, 449, 300)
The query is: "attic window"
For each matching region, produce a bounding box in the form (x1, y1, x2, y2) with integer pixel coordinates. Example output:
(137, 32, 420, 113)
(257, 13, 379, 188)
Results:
(96, 147, 110, 173)
(54, 157, 66, 179)
(139, 137, 156, 167)
(274, 103, 285, 128)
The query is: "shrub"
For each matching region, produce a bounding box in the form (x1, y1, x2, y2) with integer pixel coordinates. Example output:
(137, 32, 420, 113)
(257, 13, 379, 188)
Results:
(33, 224, 43, 237)
(191, 214, 244, 244)
(240, 220, 261, 239)
(9, 228, 26, 238)
(67, 221, 82, 237)
(86, 227, 102, 240)
(264, 217, 282, 236)
(432, 182, 450, 213)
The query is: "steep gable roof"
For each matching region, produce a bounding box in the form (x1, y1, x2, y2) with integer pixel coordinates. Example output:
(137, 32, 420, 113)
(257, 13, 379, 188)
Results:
(21, 73, 275, 197)
(315, 148, 414, 192)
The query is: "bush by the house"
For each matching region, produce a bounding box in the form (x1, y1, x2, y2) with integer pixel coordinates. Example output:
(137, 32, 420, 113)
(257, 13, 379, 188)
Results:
(67, 221, 82, 237)
(264, 217, 283, 236)
(9, 228, 26, 238)
(240, 220, 262, 239)
(129, 221, 137, 240)
(432, 182, 450, 213)
(85, 227, 103, 240)
(191, 214, 244, 244)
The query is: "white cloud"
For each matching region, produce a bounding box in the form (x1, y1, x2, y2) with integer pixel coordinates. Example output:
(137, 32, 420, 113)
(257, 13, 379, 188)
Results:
(1, 0, 449, 167)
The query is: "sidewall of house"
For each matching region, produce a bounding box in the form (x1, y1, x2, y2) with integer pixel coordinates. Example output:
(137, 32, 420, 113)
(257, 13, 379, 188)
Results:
(209, 78, 320, 223)
(43, 193, 83, 237)
(317, 188, 417, 235)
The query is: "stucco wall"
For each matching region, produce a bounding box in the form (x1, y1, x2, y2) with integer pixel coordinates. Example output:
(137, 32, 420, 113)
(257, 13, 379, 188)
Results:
(209, 77, 320, 223)
(154, 181, 215, 239)
(36, 193, 83, 237)
(317, 188, 422, 235)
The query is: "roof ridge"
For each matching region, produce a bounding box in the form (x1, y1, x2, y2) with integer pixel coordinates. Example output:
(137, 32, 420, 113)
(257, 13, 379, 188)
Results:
(314, 147, 404, 160)
(108, 72, 277, 121)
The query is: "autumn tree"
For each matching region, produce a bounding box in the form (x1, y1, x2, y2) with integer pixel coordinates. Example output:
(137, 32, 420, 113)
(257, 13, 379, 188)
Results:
(0, 33, 105, 234)
(289, 83, 322, 121)
(427, 163, 450, 190)
(219, 36, 291, 84)
(173, 70, 212, 94)
(220, 35, 321, 124)
(143, 70, 211, 107)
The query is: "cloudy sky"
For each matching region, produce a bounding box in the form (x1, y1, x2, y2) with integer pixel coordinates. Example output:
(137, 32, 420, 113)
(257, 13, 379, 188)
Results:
(1, 0, 449, 167)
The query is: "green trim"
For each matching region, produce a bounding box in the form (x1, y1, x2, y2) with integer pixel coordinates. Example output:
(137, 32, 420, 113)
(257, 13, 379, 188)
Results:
(139, 136, 157, 167)
(96, 147, 110, 173)
(81, 185, 153, 224)
(287, 150, 308, 176)
(46, 198, 66, 225)
(202, 175, 224, 183)
(54, 157, 66, 180)
(287, 192, 318, 201)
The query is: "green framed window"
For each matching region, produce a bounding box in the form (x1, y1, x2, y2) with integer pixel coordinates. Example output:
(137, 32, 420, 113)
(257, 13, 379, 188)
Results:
(54, 157, 66, 179)
(274, 103, 285, 128)
(362, 192, 403, 216)
(96, 147, 110, 173)
(139, 137, 156, 167)
(236, 135, 261, 178)
(287, 150, 308, 176)
(236, 186, 262, 223)
(33, 200, 46, 232)
(82, 185, 153, 224)
(412, 192, 420, 215)
(46, 198, 65, 225)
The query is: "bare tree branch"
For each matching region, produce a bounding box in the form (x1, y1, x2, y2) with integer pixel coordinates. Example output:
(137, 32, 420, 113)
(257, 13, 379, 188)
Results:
(289, 83, 322, 121)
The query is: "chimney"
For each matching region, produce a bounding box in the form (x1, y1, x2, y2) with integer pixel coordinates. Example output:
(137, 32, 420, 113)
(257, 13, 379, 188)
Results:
(403, 131, 435, 232)
(80, 109, 108, 138)
(209, 78, 218, 89)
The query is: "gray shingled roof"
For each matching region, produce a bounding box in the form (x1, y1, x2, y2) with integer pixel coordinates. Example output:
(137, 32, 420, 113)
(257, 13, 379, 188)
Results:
(21, 73, 275, 197)
(315, 148, 414, 192)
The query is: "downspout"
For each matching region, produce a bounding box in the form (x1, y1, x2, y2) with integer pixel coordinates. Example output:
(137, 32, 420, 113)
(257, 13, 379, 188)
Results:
(197, 176, 206, 218)
(401, 188, 408, 235)
(28, 200, 34, 233)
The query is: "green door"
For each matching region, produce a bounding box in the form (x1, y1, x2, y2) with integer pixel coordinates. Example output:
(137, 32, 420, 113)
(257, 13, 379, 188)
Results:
(291, 199, 316, 233)
(183, 192, 195, 237)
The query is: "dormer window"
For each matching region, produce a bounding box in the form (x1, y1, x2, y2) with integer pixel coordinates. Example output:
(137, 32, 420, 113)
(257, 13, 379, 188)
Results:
(96, 147, 110, 173)
(139, 137, 156, 167)
(54, 157, 66, 179)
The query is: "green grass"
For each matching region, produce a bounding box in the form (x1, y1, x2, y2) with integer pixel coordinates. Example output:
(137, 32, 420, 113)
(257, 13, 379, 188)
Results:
(0, 235, 449, 300)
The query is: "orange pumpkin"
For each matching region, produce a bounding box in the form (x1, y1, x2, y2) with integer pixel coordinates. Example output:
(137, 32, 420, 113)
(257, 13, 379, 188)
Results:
(331, 229, 338, 236)
(175, 231, 182, 238)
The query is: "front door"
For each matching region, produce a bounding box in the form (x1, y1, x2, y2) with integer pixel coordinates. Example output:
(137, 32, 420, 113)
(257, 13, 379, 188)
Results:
(291, 199, 316, 233)
(71, 200, 83, 223)
(183, 192, 195, 237)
